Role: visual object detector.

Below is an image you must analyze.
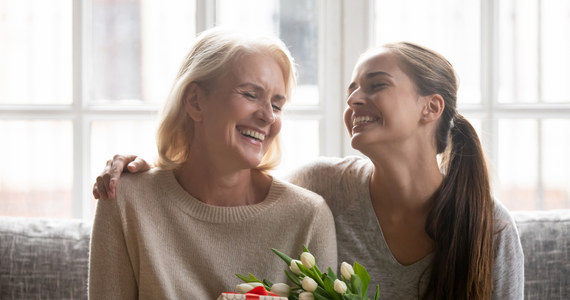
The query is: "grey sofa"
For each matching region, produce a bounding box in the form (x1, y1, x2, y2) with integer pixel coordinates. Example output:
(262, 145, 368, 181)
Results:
(1, 210, 569, 299)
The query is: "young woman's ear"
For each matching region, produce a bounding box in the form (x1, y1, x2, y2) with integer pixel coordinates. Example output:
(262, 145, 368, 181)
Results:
(184, 82, 205, 122)
(422, 94, 445, 122)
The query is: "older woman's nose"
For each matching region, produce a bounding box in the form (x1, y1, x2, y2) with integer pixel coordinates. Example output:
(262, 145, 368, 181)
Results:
(256, 101, 276, 124)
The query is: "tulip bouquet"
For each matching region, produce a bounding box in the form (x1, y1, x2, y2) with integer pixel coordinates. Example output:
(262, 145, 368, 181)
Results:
(236, 247, 380, 300)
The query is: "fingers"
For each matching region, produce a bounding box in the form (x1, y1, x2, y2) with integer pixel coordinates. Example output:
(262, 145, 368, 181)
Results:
(95, 175, 110, 200)
(92, 154, 147, 200)
(92, 182, 101, 199)
(126, 156, 152, 173)
(105, 154, 135, 199)
(109, 155, 127, 182)
(92, 159, 113, 199)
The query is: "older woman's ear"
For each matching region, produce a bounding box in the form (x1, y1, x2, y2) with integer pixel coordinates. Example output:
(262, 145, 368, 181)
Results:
(184, 82, 205, 122)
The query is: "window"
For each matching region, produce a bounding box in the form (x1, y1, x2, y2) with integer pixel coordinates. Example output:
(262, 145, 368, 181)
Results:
(1, 0, 343, 219)
(1, 0, 196, 218)
(373, 0, 570, 210)
(1, 0, 568, 219)
(215, 0, 325, 177)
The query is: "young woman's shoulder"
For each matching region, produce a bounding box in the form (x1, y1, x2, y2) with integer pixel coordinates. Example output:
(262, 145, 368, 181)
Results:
(272, 177, 328, 209)
(286, 156, 371, 188)
(493, 200, 518, 231)
(285, 156, 373, 211)
(491, 199, 525, 298)
(492, 200, 524, 261)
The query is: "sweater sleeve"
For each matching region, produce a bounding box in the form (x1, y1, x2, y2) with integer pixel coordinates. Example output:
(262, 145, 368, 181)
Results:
(88, 198, 138, 299)
(492, 202, 525, 299)
(305, 196, 338, 273)
(286, 157, 347, 215)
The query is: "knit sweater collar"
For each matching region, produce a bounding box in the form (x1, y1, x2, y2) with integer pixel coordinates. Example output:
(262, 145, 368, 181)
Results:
(156, 169, 286, 223)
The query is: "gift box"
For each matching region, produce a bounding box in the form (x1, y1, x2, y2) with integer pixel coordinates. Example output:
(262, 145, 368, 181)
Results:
(217, 286, 288, 300)
(216, 294, 287, 300)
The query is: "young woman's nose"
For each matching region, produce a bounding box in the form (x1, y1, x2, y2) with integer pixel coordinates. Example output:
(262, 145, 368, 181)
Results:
(346, 87, 365, 107)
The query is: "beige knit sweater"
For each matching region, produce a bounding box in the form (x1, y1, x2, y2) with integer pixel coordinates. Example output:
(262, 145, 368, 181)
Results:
(88, 169, 337, 299)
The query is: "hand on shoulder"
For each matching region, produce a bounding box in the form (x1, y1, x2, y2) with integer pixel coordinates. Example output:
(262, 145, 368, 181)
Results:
(92, 154, 152, 200)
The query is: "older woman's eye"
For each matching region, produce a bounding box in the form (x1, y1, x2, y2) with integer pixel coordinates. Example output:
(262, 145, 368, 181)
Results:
(272, 104, 282, 112)
(242, 92, 257, 99)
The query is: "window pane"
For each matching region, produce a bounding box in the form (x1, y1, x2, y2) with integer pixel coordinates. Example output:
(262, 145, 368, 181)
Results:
(374, 0, 481, 104)
(90, 120, 158, 183)
(498, 0, 538, 103)
(91, 0, 195, 104)
(273, 119, 319, 178)
(217, 0, 319, 106)
(0, 121, 73, 218)
(498, 0, 570, 103)
(497, 119, 538, 210)
(541, 0, 570, 103)
(216, 0, 277, 35)
(0, 0, 72, 104)
(542, 120, 570, 209)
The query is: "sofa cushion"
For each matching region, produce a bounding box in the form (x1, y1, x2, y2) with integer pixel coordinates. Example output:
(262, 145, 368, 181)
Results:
(513, 210, 570, 300)
(1, 211, 569, 299)
(0, 217, 91, 300)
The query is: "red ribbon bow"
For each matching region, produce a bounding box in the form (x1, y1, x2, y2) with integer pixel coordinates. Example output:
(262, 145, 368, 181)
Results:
(247, 286, 278, 297)
(220, 286, 280, 299)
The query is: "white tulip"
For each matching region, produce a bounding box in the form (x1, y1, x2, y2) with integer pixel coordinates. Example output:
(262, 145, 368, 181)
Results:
(289, 259, 302, 275)
(340, 262, 354, 280)
(270, 283, 290, 297)
(334, 279, 348, 294)
(302, 276, 318, 292)
(236, 283, 254, 293)
(300, 252, 316, 269)
(298, 291, 315, 300)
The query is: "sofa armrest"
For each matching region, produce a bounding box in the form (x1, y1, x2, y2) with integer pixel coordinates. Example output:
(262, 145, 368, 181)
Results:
(0, 217, 92, 299)
(513, 210, 570, 300)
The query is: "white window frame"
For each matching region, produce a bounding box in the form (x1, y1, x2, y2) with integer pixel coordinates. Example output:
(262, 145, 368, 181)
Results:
(364, 0, 570, 208)
(3, 0, 569, 219)
(476, 0, 570, 208)
(43, 0, 350, 219)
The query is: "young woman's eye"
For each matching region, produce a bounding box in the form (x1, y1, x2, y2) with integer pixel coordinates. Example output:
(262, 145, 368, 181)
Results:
(371, 83, 387, 89)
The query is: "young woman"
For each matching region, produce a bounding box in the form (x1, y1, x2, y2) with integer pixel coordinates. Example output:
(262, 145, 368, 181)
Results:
(94, 42, 524, 299)
(88, 27, 337, 299)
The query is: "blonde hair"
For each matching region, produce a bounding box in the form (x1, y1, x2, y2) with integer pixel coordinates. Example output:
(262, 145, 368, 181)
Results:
(155, 27, 297, 171)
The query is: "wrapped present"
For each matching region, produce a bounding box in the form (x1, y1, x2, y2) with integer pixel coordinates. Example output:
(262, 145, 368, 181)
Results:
(217, 294, 287, 300)
(217, 286, 287, 300)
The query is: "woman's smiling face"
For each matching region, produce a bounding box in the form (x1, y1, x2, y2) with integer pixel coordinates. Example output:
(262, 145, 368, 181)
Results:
(343, 49, 426, 153)
(192, 52, 286, 170)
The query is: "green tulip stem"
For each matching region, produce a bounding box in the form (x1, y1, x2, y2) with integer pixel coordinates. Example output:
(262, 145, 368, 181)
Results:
(311, 266, 326, 288)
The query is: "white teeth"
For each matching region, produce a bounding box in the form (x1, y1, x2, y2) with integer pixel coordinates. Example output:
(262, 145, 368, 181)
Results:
(353, 116, 377, 126)
(239, 129, 265, 141)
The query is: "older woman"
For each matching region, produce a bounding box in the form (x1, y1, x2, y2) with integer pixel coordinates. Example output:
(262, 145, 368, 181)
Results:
(88, 27, 337, 299)
(95, 42, 523, 299)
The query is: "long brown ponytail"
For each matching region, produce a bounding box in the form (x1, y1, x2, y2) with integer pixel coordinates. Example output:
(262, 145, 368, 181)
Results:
(384, 42, 495, 299)
(426, 114, 494, 299)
